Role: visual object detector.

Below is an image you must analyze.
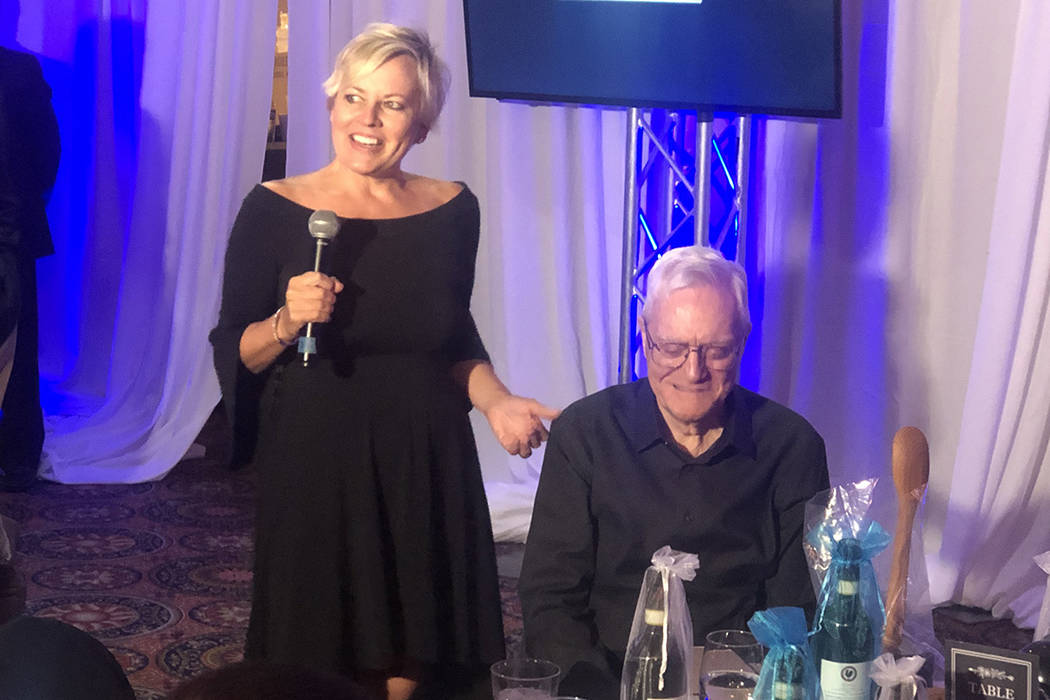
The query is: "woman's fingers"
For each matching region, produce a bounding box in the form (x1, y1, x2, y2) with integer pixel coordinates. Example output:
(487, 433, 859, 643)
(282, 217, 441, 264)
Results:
(285, 273, 343, 325)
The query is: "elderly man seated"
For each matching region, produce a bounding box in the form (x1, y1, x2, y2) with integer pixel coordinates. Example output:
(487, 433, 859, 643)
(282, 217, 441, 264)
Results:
(519, 246, 830, 699)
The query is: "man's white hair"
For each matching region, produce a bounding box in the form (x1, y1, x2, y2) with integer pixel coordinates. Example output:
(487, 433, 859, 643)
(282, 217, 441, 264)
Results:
(642, 246, 751, 339)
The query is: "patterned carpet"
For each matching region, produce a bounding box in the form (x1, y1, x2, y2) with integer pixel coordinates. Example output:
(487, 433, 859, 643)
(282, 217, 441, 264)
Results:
(0, 409, 525, 699)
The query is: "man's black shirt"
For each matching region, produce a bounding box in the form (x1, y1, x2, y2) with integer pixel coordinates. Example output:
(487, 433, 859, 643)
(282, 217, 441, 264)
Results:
(519, 380, 829, 699)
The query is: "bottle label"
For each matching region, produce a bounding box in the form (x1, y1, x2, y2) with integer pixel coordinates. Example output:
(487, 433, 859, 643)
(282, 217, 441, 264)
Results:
(820, 660, 871, 700)
(774, 681, 804, 700)
(644, 608, 666, 625)
(837, 579, 859, 595)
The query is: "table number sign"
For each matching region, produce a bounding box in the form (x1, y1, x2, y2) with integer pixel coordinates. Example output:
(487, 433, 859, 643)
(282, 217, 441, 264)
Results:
(947, 641, 1039, 700)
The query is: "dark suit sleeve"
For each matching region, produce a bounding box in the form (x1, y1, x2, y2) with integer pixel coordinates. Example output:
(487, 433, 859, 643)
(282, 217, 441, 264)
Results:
(20, 54, 60, 199)
(0, 84, 20, 341)
(1, 49, 60, 259)
(765, 427, 830, 620)
(519, 414, 620, 700)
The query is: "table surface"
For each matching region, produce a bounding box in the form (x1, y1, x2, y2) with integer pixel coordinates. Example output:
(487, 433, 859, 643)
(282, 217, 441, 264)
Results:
(688, 646, 946, 700)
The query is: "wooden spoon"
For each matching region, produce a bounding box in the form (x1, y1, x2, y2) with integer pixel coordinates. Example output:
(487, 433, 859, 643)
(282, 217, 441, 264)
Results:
(882, 426, 930, 654)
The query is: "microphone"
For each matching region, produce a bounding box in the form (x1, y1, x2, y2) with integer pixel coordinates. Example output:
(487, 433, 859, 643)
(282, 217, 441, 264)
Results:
(298, 209, 340, 366)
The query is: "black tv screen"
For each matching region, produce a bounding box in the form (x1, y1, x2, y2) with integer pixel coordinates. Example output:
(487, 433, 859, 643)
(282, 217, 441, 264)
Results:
(462, 0, 841, 118)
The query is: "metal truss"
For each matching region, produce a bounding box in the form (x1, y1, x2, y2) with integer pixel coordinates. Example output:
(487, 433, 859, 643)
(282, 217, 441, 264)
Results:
(617, 109, 752, 382)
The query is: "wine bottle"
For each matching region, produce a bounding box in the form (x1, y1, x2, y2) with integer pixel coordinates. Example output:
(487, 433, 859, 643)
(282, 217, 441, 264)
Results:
(621, 607, 689, 700)
(811, 538, 875, 700)
(772, 646, 807, 700)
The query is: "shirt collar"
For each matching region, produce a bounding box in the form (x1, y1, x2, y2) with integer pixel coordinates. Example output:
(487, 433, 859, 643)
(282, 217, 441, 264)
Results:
(617, 380, 757, 461)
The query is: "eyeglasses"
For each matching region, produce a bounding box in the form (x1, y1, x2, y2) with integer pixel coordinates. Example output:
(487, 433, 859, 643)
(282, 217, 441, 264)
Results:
(643, 323, 739, 371)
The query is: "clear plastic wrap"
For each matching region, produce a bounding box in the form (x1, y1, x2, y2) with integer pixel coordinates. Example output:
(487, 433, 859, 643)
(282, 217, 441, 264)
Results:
(620, 546, 698, 700)
(870, 653, 927, 700)
(803, 479, 878, 594)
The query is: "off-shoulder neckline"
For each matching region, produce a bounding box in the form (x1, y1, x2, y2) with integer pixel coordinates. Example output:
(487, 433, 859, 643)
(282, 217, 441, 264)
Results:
(254, 182, 471, 223)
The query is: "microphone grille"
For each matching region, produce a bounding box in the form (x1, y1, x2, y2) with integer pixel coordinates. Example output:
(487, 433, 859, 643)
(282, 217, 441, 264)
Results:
(308, 209, 340, 241)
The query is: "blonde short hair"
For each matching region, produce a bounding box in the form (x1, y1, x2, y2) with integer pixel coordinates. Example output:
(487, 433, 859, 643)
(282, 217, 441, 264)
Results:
(643, 246, 752, 340)
(322, 23, 450, 132)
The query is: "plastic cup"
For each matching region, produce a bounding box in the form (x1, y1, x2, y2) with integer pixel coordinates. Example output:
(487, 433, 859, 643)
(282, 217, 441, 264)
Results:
(490, 658, 560, 699)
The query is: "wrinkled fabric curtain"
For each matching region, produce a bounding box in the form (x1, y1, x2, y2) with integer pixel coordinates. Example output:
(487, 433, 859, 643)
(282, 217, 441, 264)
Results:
(285, 0, 625, 540)
(15, 0, 277, 482)
(754, 0, 1050, 629)
(928, 0, 1050, 627)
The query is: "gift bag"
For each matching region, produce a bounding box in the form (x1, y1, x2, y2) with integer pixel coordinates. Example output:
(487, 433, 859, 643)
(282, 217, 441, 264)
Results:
(621, 546, 699, 700)
(748, 607, 818, 700)
(808, 522, 890, 700)
(870, 653, 927, 700)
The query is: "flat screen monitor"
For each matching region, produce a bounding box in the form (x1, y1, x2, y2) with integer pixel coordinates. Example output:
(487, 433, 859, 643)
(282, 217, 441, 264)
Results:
(462, 0, 841, 118)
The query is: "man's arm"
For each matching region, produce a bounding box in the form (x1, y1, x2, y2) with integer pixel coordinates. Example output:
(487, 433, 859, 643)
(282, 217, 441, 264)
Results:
(765, 429, 830, 620)
(519, 417, 620, 700)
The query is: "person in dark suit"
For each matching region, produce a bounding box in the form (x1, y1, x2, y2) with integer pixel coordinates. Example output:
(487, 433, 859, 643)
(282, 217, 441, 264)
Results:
(519, 246, 829, 699)
(0, 80, 20, 404)
(0, 45, 60, 492)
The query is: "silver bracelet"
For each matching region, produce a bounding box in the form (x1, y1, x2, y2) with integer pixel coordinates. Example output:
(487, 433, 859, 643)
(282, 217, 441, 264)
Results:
(271, 306, 296, 347)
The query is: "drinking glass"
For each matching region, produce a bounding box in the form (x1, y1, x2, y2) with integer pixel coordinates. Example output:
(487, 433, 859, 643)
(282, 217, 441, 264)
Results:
(699, 630, 765, 700)
(490, 658, 560, 699)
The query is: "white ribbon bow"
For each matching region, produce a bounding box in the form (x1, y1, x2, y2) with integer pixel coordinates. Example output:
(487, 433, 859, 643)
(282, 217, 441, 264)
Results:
(871, 653, 927, 700)
(651, 545, 700, 581)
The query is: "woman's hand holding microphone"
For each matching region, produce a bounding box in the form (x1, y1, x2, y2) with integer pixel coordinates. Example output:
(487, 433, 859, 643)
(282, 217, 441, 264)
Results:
(274, 271, 344, 344)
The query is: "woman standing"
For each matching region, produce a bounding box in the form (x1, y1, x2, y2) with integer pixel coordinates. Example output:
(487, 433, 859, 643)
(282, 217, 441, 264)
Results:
(210, 23, 557, 700)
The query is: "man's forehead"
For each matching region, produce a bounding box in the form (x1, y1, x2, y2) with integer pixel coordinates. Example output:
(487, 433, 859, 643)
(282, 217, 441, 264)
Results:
(646, 284, 739, 336)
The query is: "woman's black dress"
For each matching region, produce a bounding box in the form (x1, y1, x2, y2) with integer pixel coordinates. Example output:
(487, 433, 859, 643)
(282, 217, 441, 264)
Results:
(209, 184, 505, 695)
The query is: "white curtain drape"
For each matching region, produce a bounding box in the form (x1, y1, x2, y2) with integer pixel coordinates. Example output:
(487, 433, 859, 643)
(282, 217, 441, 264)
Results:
(755, 0, 1050, 629)
(285, 0, 626, 540)
(928, 0, 1050, 625)
(17, 0, 277, 482)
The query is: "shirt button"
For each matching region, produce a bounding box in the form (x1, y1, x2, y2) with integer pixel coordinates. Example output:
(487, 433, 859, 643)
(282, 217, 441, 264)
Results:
(683, 513, 694, 523)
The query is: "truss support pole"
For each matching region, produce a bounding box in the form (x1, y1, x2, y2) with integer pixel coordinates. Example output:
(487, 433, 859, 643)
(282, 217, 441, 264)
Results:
(618, 108, 641, 384)
(735, 115, 752, 267)
(694, 113, 713, 247)
(616, 110, 753, 383)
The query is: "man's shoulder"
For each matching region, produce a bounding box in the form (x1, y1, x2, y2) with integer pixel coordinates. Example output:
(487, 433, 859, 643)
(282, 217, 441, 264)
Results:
(735, 386, 823, 443)
(0, 47, 44, 81)
(556, 380, 647, 427)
